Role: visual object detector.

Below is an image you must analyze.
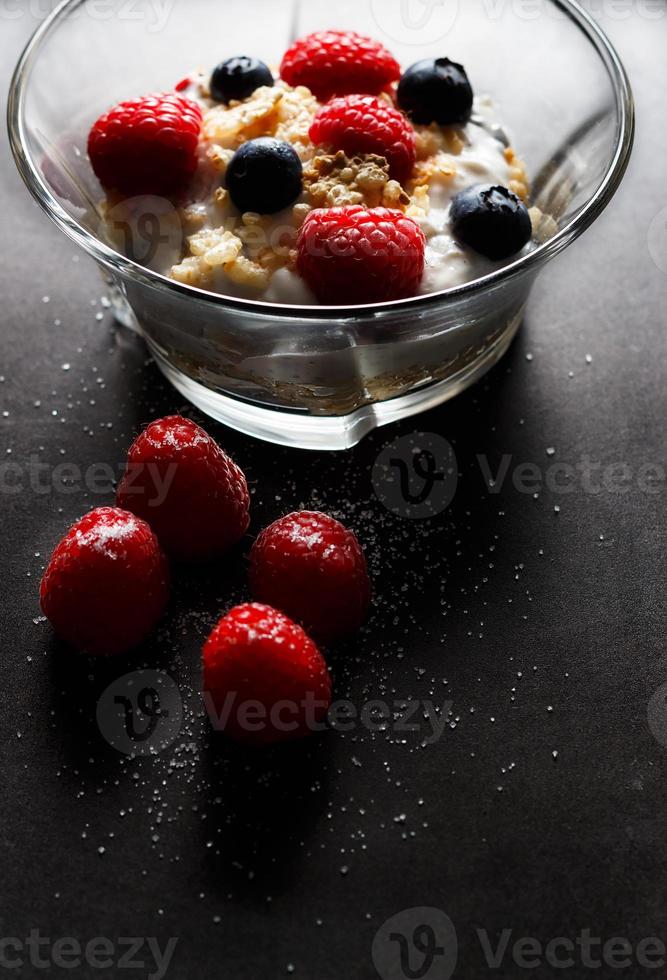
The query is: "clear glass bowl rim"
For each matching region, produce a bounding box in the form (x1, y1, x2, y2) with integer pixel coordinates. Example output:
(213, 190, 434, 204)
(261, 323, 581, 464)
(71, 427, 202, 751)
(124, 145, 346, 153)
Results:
(7, 0, 634, 320)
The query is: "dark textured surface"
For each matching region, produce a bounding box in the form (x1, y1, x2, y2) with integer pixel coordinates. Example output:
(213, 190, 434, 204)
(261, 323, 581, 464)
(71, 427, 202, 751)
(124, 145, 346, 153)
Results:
(1, 7, 666, 980)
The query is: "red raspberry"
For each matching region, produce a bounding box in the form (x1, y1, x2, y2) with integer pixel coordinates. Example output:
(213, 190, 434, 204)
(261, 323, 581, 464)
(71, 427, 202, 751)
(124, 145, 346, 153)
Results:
(116, 416, 250, 562)
(88, 93, 202, 196)
(203, 603, 332, 745)
(39, 507, 169, 656)
(249, 511, 371, 642)
(280, 30, 400, 102)
(310, 95, 416, 184)
(296, 205, 426, 304)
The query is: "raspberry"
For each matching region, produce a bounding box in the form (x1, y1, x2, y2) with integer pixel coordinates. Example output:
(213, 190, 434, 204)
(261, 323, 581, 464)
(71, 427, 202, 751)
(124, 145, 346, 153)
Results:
(249, 511, 371, 641)
(39, 507, 169, 655)
(280, 30, 400, 102)
(203, 603, 332, 745)
(296, 205, 426, 305)
(116, 416, 249, 562)
(88, 93, 202, 196)
(310, 95, 416, 185)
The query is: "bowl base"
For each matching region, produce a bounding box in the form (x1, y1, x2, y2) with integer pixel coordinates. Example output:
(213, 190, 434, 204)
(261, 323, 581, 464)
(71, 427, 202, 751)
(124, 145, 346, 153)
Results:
(146, 316, 522, 450)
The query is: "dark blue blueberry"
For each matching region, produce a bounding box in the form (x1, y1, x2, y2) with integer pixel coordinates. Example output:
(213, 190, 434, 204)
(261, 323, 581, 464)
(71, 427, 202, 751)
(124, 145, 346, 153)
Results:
(397, 58, 473, 126)
(226, 137, 303, 215)
(450, 184, 532, 261)
(210, 56, 274, 104)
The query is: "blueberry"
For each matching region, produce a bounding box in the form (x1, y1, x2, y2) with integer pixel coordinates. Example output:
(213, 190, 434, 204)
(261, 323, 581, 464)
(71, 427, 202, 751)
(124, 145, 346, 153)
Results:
(210, 56, 274, 103)
(226, 138, 303, 214)
(397, 58, 473, 126)
(450, 184, 532, 261)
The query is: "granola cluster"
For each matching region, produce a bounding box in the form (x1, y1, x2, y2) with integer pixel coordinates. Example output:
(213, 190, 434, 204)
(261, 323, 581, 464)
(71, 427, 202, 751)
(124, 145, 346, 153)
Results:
(202, 83, 320, 158)
(303, 152, 409, 209)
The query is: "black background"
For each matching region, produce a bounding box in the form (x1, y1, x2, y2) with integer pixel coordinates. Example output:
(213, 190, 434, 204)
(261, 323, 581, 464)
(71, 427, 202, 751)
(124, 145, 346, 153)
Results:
(1, 5, 666, 979)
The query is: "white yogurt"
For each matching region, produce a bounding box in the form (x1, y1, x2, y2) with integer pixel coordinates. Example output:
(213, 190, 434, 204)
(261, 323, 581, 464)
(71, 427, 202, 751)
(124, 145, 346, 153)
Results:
(168, 92, 524, 304)
(417, 112, 516, 294)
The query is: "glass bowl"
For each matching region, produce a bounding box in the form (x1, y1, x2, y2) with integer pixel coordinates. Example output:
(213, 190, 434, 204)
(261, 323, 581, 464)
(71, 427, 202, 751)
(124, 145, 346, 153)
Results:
(8, 0, 633, 449)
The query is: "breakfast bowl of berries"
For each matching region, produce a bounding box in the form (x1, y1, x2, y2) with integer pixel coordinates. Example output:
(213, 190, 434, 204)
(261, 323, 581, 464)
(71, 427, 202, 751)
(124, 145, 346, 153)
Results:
(9, 0, 633, 449)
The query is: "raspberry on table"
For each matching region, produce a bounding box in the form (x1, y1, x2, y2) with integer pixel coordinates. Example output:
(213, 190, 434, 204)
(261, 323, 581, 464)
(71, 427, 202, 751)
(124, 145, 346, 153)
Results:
(249, 511, 371, 642)
(88, 93, 202, 196)
(202, 603, 332, 745)
(310, 95, 416, 185)
(296, 205, 426, 305)
(116, 416, 249, 562)
(280, 30, 401, 102)
(39, 507, 169, 656)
